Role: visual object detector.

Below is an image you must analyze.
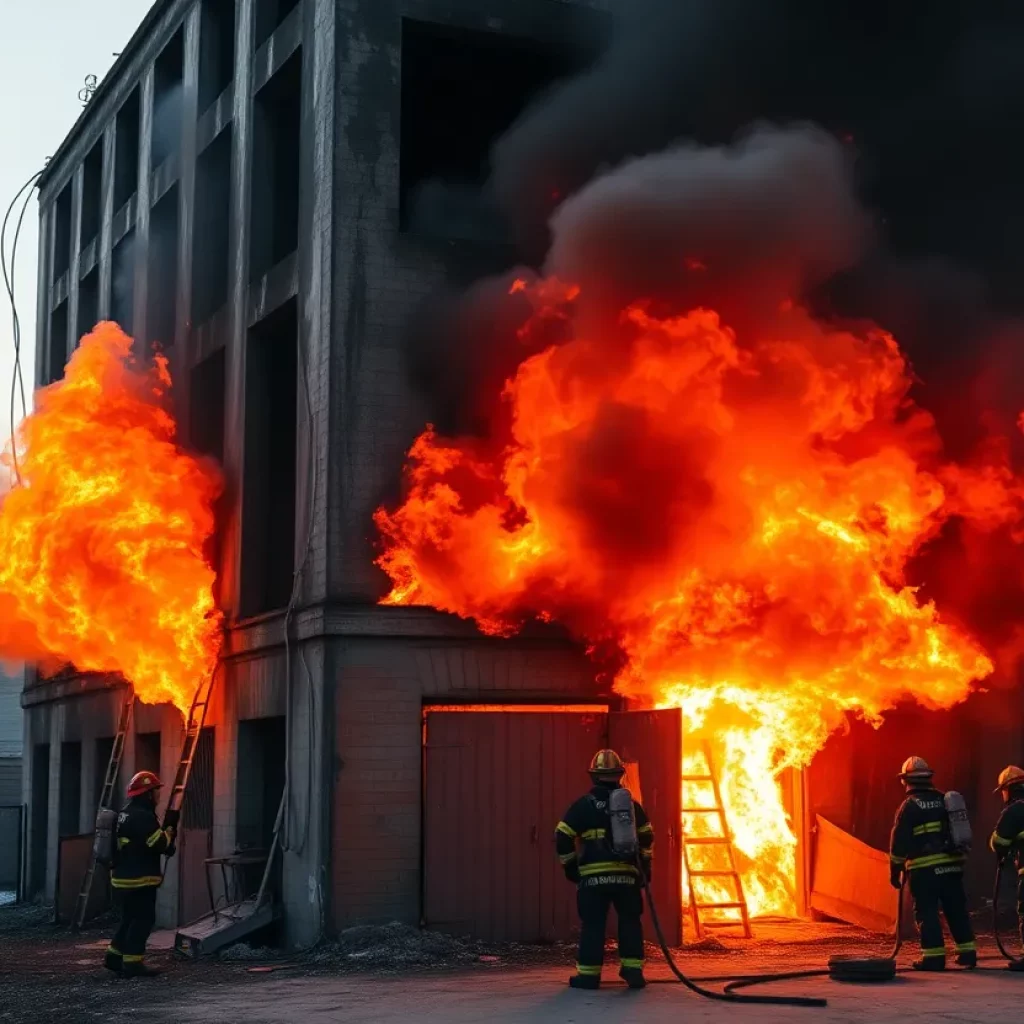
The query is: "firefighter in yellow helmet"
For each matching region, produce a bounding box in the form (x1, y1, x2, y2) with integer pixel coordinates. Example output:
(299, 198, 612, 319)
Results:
(990, 765, 1024, 971)
(554, 749, 655, 990)
(888, 756, 976, 970)
(104, 771, 178, 978)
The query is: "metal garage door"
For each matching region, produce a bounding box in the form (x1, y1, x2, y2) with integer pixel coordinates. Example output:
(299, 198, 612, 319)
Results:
(424, 707, 681, 944)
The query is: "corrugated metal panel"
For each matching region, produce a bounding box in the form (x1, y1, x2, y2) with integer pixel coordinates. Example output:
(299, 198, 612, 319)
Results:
(0, 667, 24, 757)
(424, 710, 604, 943)
(609, 708, 683, 946)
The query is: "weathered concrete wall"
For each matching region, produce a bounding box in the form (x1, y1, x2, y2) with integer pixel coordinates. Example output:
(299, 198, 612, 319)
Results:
(329, 0, 603, 604)
(330, 634, 601, 929)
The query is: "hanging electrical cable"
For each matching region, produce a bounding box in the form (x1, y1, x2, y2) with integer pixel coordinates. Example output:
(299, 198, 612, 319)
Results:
(2, 169, 43, 483)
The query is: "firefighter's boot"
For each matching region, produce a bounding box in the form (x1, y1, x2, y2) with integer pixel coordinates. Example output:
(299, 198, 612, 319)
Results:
(122, 961, 161, 979)
(955, 950, 977, 969)
(619, 966, 647, 989)
(1006, 958, 1024, 972)
(569, 973, 601, 990)
(103, 949, 122, 974)
(911, 956, 946, 972)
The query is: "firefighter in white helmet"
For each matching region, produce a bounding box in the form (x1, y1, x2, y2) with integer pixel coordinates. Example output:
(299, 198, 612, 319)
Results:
(889, 756, 976, 970)
(990, 765, 1024, 971)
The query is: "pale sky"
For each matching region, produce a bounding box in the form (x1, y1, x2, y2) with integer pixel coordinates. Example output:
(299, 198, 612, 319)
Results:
(1, 2, 143, 446)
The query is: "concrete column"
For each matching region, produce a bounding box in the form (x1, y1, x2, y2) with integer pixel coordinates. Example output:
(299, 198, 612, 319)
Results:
(133, 66, 155, 345)
(97, 124, 116, 320)
(219, 0, 256, 620)
(67, 164, 84, 350)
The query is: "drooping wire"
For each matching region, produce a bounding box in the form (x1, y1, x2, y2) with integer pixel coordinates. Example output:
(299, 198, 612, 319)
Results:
(2, 169, 44, 484)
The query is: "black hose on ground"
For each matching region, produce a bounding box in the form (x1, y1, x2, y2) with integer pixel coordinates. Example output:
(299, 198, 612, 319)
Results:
(641, 875, 828, 1007)
(992, 859, 1024, 966)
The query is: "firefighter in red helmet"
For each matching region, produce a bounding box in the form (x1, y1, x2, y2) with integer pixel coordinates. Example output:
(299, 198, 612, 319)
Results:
(888, 756, 976, 971)
(989, 765, 1024, 971)
(555, 749, 654, 991)
(104, 771, 178, 978)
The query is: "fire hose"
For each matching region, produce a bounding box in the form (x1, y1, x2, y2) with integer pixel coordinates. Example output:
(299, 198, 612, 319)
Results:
(643, 873, 911, 1002)
(641, 872, 828, 1006)
(992, 859, 1024, 967)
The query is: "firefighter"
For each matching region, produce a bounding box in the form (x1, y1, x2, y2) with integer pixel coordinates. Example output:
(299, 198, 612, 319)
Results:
(989, 765, 1024, 971)
(889, 756, 976, 971)
(555, 749, 655, 990)
(104, 771, 178, 978)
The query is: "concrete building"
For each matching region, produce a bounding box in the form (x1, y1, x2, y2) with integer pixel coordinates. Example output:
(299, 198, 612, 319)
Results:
(26, 0, 1023, 944)
(26, 0, 645, 944)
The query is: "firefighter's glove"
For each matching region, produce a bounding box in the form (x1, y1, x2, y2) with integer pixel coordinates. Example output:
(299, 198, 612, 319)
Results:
(564, 863, 581, 885)
(163, 808, 181, 830)
(889, 865, 904, 890)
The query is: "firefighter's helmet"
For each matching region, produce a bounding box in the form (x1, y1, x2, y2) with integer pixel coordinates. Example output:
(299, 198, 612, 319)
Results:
(898, 756, 934, 781)
(589, 749, 625, 779)
(993, 765, 1024, 794)
(127, 771, 163, 799)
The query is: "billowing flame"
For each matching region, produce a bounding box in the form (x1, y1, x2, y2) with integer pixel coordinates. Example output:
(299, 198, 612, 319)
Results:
(375, 279, 1020, 918)
(0, 322, 222, 715)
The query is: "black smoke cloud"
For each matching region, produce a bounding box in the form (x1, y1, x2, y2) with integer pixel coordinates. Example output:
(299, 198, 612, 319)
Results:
(405, 0, 1024, 451)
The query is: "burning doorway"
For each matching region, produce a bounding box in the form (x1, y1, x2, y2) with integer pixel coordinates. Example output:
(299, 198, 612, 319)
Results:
(422, 704, 681, 944)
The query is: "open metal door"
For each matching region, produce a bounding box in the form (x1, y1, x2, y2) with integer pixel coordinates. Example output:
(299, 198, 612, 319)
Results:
(608, 708, 682, 946)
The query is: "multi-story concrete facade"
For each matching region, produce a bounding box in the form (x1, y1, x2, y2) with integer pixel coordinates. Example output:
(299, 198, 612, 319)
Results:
(27, 0, 617, 944)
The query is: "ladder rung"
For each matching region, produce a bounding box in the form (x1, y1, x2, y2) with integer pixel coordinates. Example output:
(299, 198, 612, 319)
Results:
(681, 807, 723, 814)
(680, 775, 713, 782)
(688, 870, 741, 877)
(693, 901, 746, 910)
(683, 837, 730, 845)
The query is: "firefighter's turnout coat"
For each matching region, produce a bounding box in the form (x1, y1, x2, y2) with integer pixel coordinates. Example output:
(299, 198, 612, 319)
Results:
(111, 798, 173, 889)
(556, 785, 654, 880)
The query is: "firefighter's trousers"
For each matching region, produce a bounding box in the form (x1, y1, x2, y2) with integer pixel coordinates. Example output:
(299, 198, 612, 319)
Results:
(909, 866, 975, 962)
(1016, 873, 1024, 945)
(575, 874, 645, 977)
(112, 885, 158, 964)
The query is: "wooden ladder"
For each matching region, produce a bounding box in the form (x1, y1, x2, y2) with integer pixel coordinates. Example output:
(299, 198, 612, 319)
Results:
(71, 686, 134, 931)
(681, 740, 752, 939)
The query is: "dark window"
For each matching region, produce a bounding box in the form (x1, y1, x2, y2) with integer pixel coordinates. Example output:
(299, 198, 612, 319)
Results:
(236, 717, 286, 851)
(81, 139, 104, 247)
(190, 349, 227, 596)
(148, 185, 180, 348)
(399, 20, 574, 235)
(48, 302, 68, 384)
(93, 737, 116, 811)
(240, 297, 297, 617)
(182, 728, 215, 831)
(249, 49, 301, 280)
(135, 732, 162, 777)
(53, 185, 72, 281)
(153, 27, 185, 169)
(254, 0, 300, 51)
(192, 127, 232, 324)
(199, 0, 236, 113)
(111, 232, 136, 337)
(114, 88, 141, 211)
(58, 742, 82, 837)
(30, 744, 50, 896)
(78, 269, 99, 342)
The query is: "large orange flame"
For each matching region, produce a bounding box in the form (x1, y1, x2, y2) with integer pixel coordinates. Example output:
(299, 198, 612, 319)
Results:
(375, 279, 1022, 918)
(0, 322, 222, 715)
